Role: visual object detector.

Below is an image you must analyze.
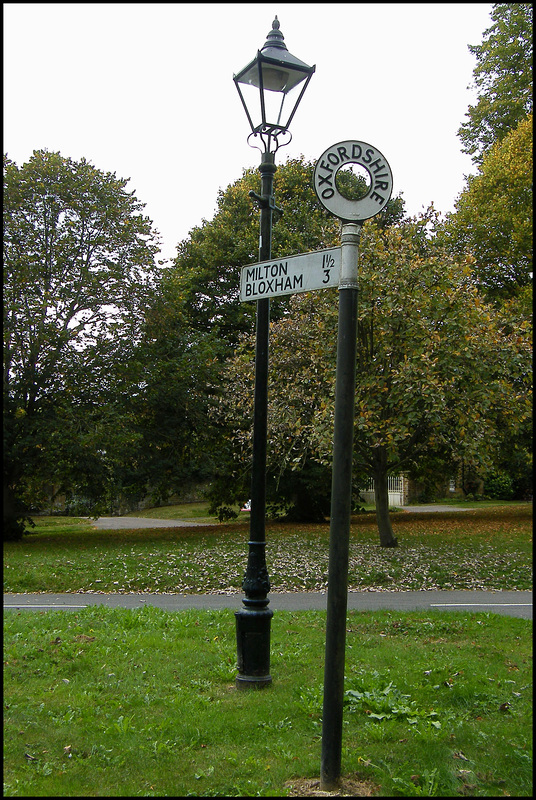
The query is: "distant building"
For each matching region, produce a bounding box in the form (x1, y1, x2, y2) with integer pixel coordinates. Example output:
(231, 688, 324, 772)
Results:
(359, 475, 409, 507)
(359, 472, 466, 507)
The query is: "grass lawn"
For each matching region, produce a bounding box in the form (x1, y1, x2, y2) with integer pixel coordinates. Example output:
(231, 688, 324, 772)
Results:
(3, 502, 532, 796)
(123, 501, 223, 523)
(3, 606, 532, 797)
(4, 503, 532, 594)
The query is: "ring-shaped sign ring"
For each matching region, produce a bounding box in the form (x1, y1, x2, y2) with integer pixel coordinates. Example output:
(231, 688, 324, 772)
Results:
(313, 140, 393, 222)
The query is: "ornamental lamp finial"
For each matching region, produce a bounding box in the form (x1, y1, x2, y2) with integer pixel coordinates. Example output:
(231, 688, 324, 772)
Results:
(262, 15, 287, 51)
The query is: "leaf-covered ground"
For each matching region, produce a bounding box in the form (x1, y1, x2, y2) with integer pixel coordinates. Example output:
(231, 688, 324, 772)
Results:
(4, 505, 532, 594)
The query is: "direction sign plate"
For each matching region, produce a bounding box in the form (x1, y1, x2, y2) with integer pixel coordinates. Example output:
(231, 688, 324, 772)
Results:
(314, 140, 393, 222)
(240, 247, 341, 302)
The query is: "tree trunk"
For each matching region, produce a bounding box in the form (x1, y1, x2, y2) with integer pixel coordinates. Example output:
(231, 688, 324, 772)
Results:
(3, 482, 25, 541)
(373, 461, 398, 548)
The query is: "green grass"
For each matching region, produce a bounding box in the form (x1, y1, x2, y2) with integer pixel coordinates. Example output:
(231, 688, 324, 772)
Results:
(3, 503, 533, 795)
(3, 606, 532, 796)
(4, 504, 532, 593)
(122, 501, 239, 524)
(406, 497, 519, 508)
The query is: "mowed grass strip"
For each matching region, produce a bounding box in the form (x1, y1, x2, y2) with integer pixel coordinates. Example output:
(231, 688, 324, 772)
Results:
(3, 606, 532, 797)
(3, 504, 532, 594)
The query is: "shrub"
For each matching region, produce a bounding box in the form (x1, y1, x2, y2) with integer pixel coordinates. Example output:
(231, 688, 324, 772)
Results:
(484, 471, 514, 500)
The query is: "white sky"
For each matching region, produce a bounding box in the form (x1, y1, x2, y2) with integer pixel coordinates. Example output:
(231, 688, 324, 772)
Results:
(4, 2, 492, 264)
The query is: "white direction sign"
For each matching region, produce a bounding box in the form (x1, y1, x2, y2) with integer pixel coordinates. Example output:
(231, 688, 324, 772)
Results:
(240, 247, 341, 302)
(314, 140, 393, 222)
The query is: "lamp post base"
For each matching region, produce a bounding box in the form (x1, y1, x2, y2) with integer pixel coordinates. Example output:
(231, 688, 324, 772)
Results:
(236, 674, 272, 689)
(235, 606, 273, 689)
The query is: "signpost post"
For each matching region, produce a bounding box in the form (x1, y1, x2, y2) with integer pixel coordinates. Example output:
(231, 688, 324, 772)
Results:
(320, 221, 361, 789)
(239, 136, 393, 788)
(313, 141, 393, 791)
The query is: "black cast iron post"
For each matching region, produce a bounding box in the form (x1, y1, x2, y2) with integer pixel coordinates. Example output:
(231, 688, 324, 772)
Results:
(235, 151, 277, 689)
(320, 222, 361, 788)
(233, 16, 314, 690)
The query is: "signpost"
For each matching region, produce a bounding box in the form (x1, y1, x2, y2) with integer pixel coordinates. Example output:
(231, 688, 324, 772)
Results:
(240, 247, 341, 302)
(313, 140, 393, 791)
(313, 140, 393, 223)
(238, 136, 393, 790)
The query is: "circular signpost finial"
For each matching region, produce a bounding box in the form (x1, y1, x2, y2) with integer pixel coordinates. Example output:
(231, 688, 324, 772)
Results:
(313, 140, 393, 222)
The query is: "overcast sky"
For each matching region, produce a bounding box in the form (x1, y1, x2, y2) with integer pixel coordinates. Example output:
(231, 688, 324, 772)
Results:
(4, 2, 493, 263)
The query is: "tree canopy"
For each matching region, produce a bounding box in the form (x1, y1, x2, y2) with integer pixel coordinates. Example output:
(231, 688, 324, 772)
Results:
(3, 150, 161, 537)
(169, 156, 404, 352)
(6, 97, 530, 545)
(212, 211, 531, 545)
(442, 113, 532, 301)
(458, 3, 533, 164)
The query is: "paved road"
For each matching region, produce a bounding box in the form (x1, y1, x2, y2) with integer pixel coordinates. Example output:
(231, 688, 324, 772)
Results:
(4, 590, 532, 618)
(87, 505, 478, 529)
(88, 516, 206, 529)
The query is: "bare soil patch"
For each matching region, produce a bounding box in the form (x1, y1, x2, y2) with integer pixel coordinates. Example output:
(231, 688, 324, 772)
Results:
(284, 775, 379, 796)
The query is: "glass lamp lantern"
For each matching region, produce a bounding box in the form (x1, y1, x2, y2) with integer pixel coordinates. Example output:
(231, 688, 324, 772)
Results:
(234, 16, 315, 145)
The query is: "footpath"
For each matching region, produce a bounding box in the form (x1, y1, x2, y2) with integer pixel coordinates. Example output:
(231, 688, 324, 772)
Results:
(4, 590, 532, 618)
(87, 505, 477, 529)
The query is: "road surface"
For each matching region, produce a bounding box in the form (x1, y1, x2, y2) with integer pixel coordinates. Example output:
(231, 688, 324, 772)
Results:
(4, 590, 532, 618)
(86, 505, 478, 529)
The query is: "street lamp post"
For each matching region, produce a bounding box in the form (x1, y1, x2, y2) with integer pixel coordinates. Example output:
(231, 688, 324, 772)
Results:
(233, 17, 315, 689)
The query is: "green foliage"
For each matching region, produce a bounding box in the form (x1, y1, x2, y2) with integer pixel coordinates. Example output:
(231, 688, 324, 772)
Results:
(214, 209, 531, 539)
(344, 672, 441, 728)
(458, 2, 533, 164)
(3, 513, 35, 542)
(3, 149, 162, 534)
(444, 96, 533, 498)
(128, 289, 221, 504)
(169, 155, 404, 353)
(484, 471, 514, 501)
(442, 114, 533, 300)
(199, 160, 404, 525)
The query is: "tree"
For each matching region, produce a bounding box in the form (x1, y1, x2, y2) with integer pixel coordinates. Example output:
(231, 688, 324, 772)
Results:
(442, 114, 532, 301)
(170, 155, 404, 353)
(458, 2, 533, 164)
(126, 285, 222, 505)
(3, 150, 161, 538)
(213, 211, 531, 546)
(170, 155, 404, 523)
